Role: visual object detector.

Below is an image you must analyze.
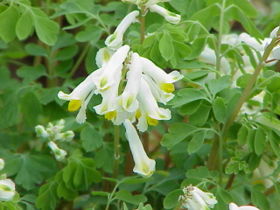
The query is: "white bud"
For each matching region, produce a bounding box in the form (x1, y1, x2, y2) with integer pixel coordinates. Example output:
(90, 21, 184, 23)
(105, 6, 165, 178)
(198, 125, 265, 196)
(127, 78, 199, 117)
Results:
(0, 179, 16, 201)
(48, 141, 67, 161)
(0, 159, 4, 171)
(35, 125, 49, 138)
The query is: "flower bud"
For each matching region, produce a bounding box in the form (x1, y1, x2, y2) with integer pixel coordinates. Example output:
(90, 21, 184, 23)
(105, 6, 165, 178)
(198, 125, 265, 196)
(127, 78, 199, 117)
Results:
(35, 125, 49, 138)
(0, 159, 5, 171)
(0, 179, 16, 201)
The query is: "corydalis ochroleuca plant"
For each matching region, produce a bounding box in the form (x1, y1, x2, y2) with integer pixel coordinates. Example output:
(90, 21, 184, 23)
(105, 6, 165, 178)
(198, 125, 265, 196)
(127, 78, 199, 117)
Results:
(58, 0, 182, 177)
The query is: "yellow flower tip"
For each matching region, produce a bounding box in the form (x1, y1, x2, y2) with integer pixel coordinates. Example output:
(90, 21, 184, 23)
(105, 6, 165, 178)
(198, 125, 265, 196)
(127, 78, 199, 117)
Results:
(141, 163, 154, 177)
(136, 109, 142, 119)
(68, 100, 82, 112)
(160, 83, 175, 93)
(147, 117, 158, 126)
(105, 111, 117, 120)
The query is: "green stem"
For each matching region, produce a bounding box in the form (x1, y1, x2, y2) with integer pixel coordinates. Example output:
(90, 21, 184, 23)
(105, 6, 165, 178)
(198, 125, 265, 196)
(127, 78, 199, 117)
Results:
(215, 0, 226, 75)
(105, 182, 120, 210)
(67, 44, 90, 79)
(140, 6, 146, 44)
(113, 126, 120, 178)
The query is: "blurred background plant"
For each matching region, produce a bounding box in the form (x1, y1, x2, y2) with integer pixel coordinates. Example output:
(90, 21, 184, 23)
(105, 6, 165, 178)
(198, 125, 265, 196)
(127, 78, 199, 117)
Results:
(0, 0, 280, 209)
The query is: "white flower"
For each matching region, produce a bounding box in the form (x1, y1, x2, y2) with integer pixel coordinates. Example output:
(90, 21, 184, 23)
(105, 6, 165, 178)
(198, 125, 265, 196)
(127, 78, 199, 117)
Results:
(54, 130, 75, 142)
(96, 48, 113, 68)
(0, 159, 4, 171)
(93, 45, 130, 92)
(58, 69, 102, 123)
(48, 141, 67, 161)
(149, 4, 181, 24)
(140, 57, 183, 93)
(270, 26, 280, 38)
(0, 179, 16, 201)
(105, 11, 139, 50)
(120, 53, 142, 112)
(123, 120, 155, 177)
(229, 203, 260, 210)
(180, 186, 217, 210)
(136, 78, 171, 132)
(35, 125, 49, 138)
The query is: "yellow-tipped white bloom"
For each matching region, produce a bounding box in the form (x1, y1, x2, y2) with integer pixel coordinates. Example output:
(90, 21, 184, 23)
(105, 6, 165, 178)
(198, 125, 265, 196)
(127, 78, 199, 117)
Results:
(94, 66, 122, 120)
(179, 186, 217, 210)
(0, 179, 16, 201)
(120, 53, 142, 112)
(93, 45, 130, 92)
(48, 141, 67, 161)
(140, 57, 183, 93)
(136, 78, 171, 132)
(229, 203, 260, 210)
(0, 159, 4, 171)
(149, 4, 181, 24)
(123, 120, 155, 177)
(143, 74, 174, 104)
(58, 69, 102, 123)
(105, 11, 139, 50)
(96, 47, 113, 68)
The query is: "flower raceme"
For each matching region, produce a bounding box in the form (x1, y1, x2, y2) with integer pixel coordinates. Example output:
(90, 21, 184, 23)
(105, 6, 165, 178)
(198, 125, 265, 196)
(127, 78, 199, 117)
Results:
(123, 120, 155, 177)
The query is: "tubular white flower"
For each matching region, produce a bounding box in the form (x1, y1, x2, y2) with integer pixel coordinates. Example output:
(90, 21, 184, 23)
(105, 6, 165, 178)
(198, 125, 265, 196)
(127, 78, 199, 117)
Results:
(270, 26, 280, 38)
(105, 11, 139, 50)
(94, 66, 122, 121)
(48, 141, 67, 161)
(0, 159, 4, 171)
(143, 74, 174, 104)
(180, 186, 217, 210)
(120, 53, 142, 112)
(124, 120, 155, 177)
(149, 4, 181, 24)
(229, 203, 260, 210)
(140, 57, 183, 93)
(58, 69, 102, 123)
(93, 45, 130, 92)
(96, 47, 113, 68)
(136, 78, 171, 132)
(0, 179, 16, 201)
(35, 125, 49, 138)
(271, 46, 280, 60)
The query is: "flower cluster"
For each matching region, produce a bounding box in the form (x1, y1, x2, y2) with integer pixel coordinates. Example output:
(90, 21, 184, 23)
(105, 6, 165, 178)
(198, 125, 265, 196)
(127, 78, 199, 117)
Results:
(35, 119, 74, 161)
(179, 186, 260, 210)
(0, 158, 17, 202)
(199, 27, 280, 75)
(58, 1, 182, 177)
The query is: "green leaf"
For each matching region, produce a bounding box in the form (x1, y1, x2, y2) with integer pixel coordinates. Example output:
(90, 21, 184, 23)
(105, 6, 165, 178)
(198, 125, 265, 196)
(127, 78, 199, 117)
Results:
(81, 124, 103, 152)
(32, 8, 59, 45)
(115, 190, 147, 206)
(36, 179, 58, 210)
(17, 65, 47, 83)
(237, 125, 248, 145)
(213, 97, 227, 123)
(169, 88, 207, 108)
(62, 151, 101, 189)
(187, 130, 206, 154)
(161, 123, 196, 149)
(137, 203, 153, 210)
(159, 31, 174, 61)
(0, 6, 20, 42)
(217, 187, 232, 203)
(189, 103, 211, 126)
(55, 45, 79, 61)
(75, 25, 103, 43)
(251, 187, 269, 210)
(16, 11, 33, 40)
(163, 189, 182, 209)
(207, 76, 231, 96)
(25, 43, 47, 57)
(254, 128, 266, 156)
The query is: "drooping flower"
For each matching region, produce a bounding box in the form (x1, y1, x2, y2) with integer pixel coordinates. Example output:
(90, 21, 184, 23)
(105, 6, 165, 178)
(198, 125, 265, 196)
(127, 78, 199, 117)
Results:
(149, 4, 181, 24)
(120, 53, 142, 112)
(93, 45, 130, 92)
(48, 141, 67, 161)
(0, 179, 16, 201)
(179, 186, 217, 210)
(58, 69, 102, 123)
(105, 11, 140, 50)
(123, 120, 155, 177)
(229, 203, 260, 210)
(136, 77, 171, 132)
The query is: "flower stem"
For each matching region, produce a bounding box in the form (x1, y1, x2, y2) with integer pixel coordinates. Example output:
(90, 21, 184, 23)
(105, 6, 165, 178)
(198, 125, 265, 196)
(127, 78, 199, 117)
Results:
(113, 126, 120, 178)
(140, 6, 146, 44)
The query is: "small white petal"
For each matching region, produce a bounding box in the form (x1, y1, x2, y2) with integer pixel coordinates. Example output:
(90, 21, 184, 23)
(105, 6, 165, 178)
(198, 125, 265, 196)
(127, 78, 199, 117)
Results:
(96, 47, 113, 68)
(0, 179, 16, 201)
(270, 26, 280, 38)
(149, 5, 181, 24)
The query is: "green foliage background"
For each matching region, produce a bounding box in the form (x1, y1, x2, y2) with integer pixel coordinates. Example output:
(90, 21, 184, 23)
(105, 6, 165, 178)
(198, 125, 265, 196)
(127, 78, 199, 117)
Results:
(0, 0, 280, 209)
